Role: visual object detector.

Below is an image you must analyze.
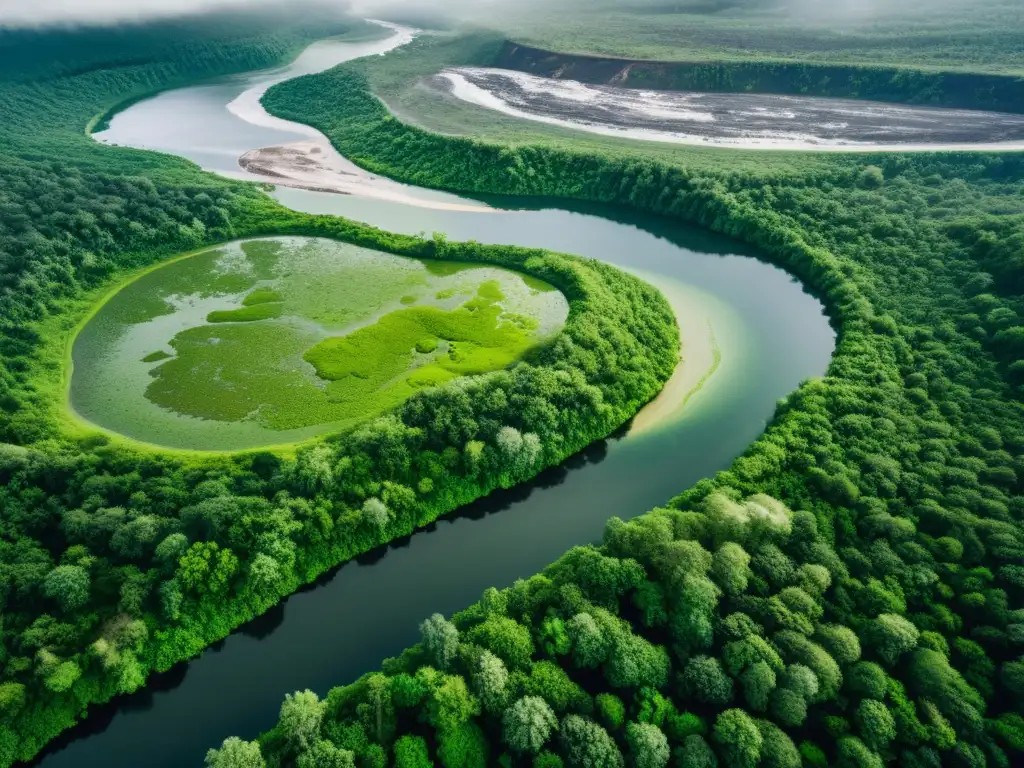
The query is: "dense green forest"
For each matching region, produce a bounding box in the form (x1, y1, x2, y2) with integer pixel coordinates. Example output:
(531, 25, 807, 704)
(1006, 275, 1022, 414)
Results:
(229, 31, 1024, 768)
(0, 13, 677, 767)
(472, 0, 1024, 73)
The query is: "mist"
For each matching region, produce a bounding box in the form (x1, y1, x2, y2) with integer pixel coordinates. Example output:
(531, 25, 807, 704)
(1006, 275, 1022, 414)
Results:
(0, 0, 1002, 30)
(0, 0, 343, 28)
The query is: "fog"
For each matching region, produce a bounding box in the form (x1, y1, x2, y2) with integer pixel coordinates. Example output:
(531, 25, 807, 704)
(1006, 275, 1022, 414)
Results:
(0, 0, 1001, 28)
(0, 0, 345, 27)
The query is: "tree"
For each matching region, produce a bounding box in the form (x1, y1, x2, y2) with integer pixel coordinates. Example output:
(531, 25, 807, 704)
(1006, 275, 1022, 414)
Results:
(297, 741, 355, 768)
(596, 693, 625, 730)
(674, 736, 717, 768)
(466, 616, 535, 670)
(814, 624, 861, 666)
(429, 675, 480, 734)
(769, 688, 807, 728)
(503, 696, 557, 754)
(568, 612, 612, 669)
(279, 690, 323, 755)
(625, 722, 669, 768)
(681, 656, 733, 707)
(421, 613, 459, 671)
(846, 662, 887, 700)
(363, 498, 389, 530)
(740, 661, 776, 712)
(155, 533, 189, 569)
(756, 720, 800, 768)
(713, 710, 762, 768)
(711, 543, 752, 597)
(780, 665, 818, 701)
(474, 650, 509, 713)
(178, 541, 238, 597)
(865, 613, 919, 666)
(835, 736, 883, 768)
(394, 736, 431, 768)
(438, 722, 489, 768)
(44, 565, 89, 612)
(205, 737, 265, 768)
(560, 715, 624, 768)
(855, 699, 895, 751)
(605, 631, 670, 690)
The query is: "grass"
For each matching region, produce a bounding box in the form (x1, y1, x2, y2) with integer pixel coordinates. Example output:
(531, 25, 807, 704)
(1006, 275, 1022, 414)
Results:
(207, 303, 284, 323)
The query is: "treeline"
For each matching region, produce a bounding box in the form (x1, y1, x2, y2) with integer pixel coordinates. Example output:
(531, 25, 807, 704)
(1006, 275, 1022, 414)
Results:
(496, 42, 1024, 114)
(236, 43, 1024, 767)
(0, 18, 679, 768)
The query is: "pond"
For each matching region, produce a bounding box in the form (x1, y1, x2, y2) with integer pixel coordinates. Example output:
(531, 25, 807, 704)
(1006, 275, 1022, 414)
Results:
(69, 237, 566, 451)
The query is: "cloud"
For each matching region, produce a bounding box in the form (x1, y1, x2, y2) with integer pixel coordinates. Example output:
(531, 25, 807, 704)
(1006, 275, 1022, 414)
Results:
(0, 0, 304, 27)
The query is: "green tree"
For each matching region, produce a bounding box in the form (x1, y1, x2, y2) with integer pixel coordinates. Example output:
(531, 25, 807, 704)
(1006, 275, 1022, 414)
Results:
(739, 661, 776, 712)
(474, 650, 509, 713)
(568, 612, 612, 669)
(43, 565, 90, 612)
(865, 613, 919, 666)
(278, 690, 323, 755)
(625, 722, 669, 768)
(503, 696, 557, 754)
(713, 710, 762, 768)
(560, 715, 624, 768)
(394, 736, 431, 768)
(421, 613, 459, 671)
(855, 699, 896, 752)
(673, 736, 717, 768)
(681, 656, 733, 707)
(755, 721, 800, 768)
(205, 737, 265, 768)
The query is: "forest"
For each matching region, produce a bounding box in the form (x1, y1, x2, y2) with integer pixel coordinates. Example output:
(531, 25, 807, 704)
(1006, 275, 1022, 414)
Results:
(220, 27, 1024, 768)
(0, 12, 678, 767)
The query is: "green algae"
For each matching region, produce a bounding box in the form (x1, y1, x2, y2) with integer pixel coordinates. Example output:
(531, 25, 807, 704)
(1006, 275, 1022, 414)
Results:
(207, 303, 284, 323)
(69, 237, 568, 451)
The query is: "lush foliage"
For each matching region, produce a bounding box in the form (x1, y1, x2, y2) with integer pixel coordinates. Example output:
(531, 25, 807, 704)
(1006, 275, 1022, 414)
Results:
(241, 31, 1024, 768)
(0, 16, 677, 767)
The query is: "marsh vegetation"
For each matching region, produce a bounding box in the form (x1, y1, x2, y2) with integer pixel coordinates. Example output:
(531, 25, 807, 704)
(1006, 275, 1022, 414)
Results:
(71, 237, 567, 450)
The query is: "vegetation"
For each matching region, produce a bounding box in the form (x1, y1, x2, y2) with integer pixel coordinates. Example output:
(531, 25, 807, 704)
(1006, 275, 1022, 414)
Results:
(0, 12, 676, 767)
(234, 25, 1024, 768)
(73, 238, 567, 449)
(466, 0, 1024, 74)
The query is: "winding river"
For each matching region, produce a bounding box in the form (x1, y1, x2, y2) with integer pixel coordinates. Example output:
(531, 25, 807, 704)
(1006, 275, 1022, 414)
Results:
(38, 24, 834, 767)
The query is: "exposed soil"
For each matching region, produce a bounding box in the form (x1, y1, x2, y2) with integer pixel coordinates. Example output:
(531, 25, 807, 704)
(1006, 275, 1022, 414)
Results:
(238, 139, 490, 209)
(430, 67, 1024, 151)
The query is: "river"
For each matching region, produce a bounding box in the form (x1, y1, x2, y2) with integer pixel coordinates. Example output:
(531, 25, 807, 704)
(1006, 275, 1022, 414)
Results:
(35, 23, 833, 767)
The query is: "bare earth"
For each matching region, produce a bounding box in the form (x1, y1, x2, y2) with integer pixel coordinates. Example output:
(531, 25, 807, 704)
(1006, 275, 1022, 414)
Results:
(432, 67, 1024, 152)
(238, 139, 488, 211)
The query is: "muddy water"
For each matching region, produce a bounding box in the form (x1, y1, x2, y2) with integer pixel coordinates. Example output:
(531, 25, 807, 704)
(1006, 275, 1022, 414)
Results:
(41, 26, 833, 768)
(435, 66, 1024, 151)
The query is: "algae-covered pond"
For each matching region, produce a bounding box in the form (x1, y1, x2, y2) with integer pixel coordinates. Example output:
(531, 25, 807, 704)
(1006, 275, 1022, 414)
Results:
(69, 237, 568, 451)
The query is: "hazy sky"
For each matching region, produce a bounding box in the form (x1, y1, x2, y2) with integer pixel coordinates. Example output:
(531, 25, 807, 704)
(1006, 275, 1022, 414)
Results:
(0, 0, 297, 26)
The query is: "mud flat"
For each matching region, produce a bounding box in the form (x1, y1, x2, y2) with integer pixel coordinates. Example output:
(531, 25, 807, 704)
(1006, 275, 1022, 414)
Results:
(431, 67, 1024, 151)
(238, 139, 489, 210)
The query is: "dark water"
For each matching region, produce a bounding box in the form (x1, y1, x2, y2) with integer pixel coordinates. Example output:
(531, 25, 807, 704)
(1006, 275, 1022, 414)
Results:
(37, 31, 834, 768)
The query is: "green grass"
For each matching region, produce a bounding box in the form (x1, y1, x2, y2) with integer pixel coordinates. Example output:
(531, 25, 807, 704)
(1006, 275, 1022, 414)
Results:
(242, 287, 284, 305)
(206, 303, 284, 323)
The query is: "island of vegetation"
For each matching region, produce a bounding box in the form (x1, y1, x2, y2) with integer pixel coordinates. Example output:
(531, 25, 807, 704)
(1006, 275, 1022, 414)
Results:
(205, 3, 1024, 767)
(0, 9, 678, 766)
